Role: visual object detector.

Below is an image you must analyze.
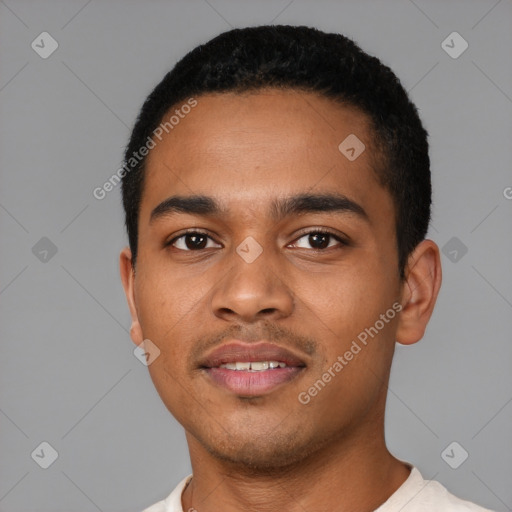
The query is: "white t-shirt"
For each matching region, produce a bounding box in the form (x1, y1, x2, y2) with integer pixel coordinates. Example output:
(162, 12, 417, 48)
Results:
(142, 466, 494, 512)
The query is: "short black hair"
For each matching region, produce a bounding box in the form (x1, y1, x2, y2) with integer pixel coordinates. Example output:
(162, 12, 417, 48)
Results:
(122, 25, 431, 277)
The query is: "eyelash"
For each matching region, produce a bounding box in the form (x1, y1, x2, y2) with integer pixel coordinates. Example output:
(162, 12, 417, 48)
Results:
(166, 228, 348, 252)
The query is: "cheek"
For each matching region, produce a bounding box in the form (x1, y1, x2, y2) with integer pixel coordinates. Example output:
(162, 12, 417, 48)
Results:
(135, 261, 207, 339)
(299, 256, 398, 382)
(301, 262, 392, 334)
(137, 266, 202, 416)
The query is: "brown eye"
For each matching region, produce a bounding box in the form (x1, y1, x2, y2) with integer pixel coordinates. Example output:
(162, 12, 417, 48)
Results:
(292, 230, 346, 250)
(169, 232, 221, 251)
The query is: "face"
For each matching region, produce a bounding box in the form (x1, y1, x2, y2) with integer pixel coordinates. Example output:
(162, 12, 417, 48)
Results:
(121, 90, 418, 470)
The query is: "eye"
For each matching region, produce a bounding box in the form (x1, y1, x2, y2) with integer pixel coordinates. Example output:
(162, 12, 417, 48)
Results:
(290, 230, 347, 250)
(166, 229, 347, 252)
(167, 230, 221, 251)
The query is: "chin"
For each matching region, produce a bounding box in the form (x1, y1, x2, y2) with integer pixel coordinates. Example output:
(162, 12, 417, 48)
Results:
(198, 426, 326, 474)
(210, 445, 306, 473)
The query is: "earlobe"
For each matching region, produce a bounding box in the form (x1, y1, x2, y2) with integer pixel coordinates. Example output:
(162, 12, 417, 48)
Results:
(395, 239, 442, 345)
(119, 247, 144, 346)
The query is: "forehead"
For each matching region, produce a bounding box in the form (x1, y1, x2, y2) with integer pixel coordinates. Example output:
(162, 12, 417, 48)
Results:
(141, 89, 390, 221)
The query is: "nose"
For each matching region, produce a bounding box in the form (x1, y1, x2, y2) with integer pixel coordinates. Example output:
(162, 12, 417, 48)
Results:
(210, 242, 295, 324)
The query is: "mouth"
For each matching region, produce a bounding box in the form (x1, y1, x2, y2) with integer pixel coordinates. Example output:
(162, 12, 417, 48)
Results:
(199, 342, 307, 396)
(217, 361, 289, 370)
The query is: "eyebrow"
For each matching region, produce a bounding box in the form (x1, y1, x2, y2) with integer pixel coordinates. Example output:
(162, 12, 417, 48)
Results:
(149, 193, 368, 224)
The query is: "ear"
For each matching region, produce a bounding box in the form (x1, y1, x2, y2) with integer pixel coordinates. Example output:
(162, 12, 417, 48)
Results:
(119, 247, 144, 346)
(396, 239, 442, 345)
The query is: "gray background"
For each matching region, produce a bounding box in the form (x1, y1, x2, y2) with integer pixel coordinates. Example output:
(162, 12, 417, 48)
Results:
(0, 0, 511, 511)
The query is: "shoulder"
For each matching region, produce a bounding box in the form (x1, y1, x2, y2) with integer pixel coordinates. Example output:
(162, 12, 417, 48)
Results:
(142, 501, 166, 512)
(408, 478, 494, 511)
(376, 466, 495, 512)
(141, 475, 193, 512)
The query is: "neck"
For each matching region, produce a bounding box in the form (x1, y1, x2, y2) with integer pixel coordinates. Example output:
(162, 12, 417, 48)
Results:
(181, 422, 411, 512)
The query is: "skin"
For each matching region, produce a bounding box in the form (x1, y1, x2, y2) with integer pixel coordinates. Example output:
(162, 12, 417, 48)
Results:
(120, 89, 442, 512)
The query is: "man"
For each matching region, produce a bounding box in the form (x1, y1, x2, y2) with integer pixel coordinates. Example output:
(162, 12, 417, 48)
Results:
(119, 25, 493, 512)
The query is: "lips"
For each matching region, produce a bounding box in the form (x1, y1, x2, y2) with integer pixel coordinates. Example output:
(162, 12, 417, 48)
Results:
(200, 342, 306, 369)
(199, 341, 307, 396)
